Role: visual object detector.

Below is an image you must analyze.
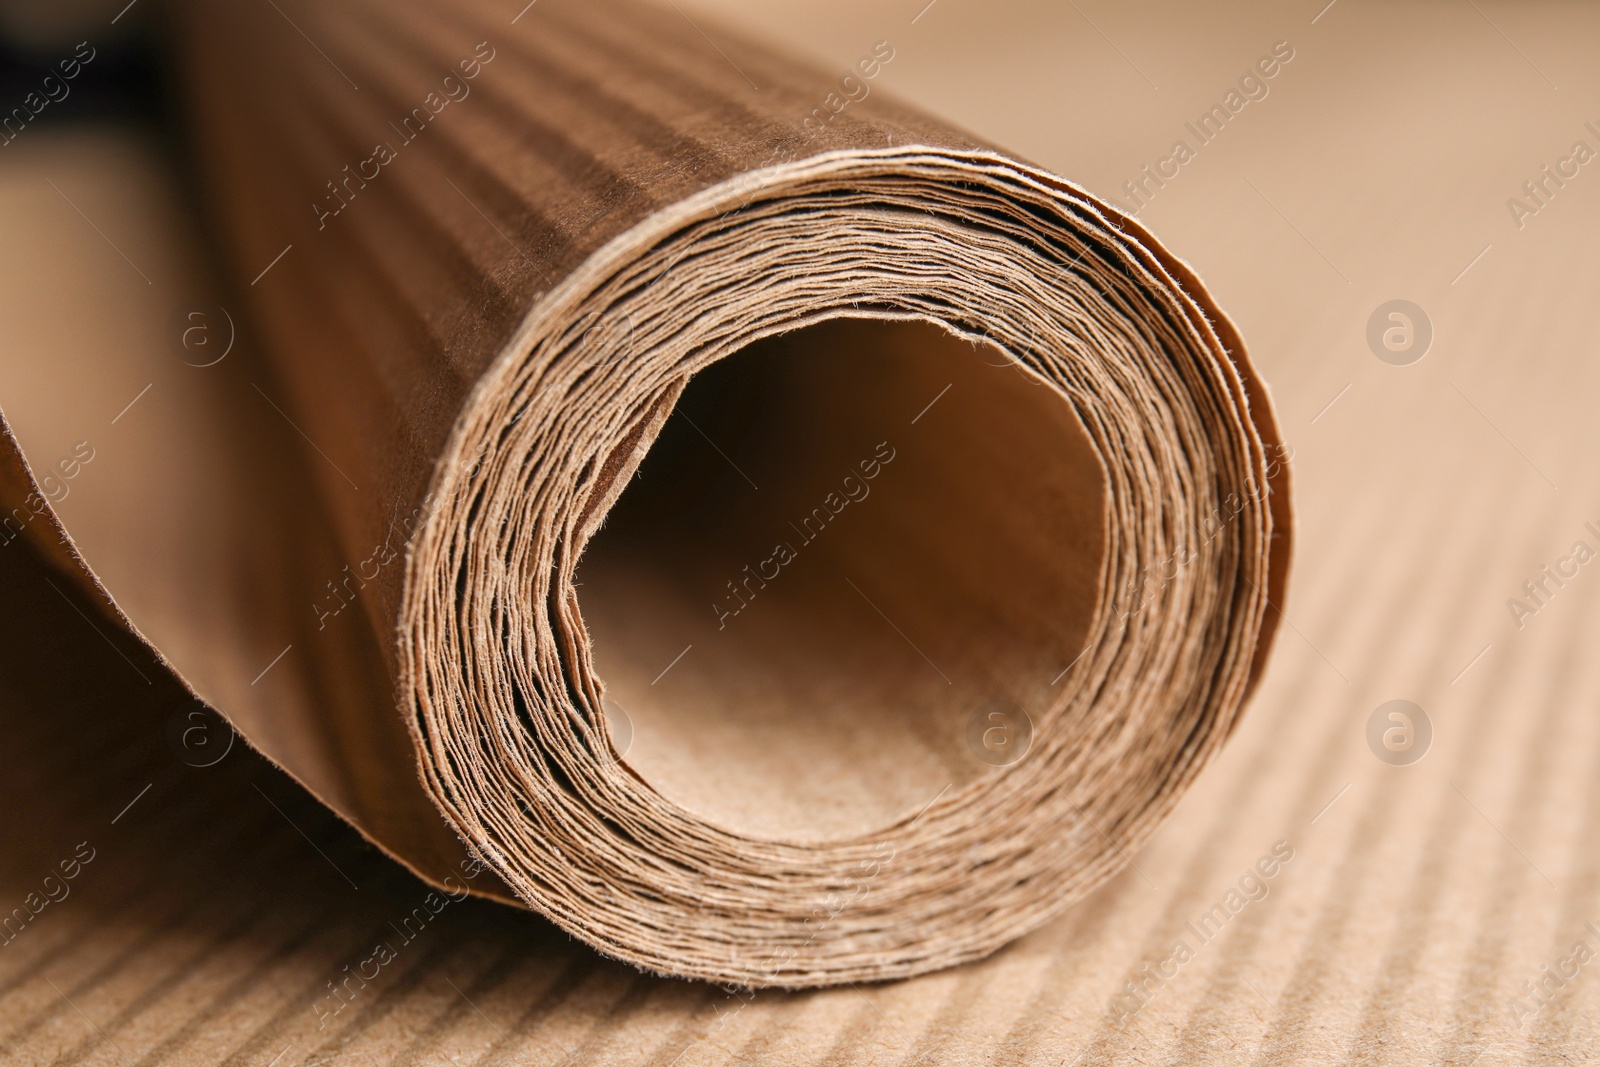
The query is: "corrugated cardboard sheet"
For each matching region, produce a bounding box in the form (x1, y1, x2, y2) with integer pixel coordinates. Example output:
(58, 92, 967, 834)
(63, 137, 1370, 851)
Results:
(1, 0, 1597, 1062)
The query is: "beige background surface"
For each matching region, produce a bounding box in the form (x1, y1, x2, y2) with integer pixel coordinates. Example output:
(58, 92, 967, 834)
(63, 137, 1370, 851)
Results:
(1, 0, 1598, 1062)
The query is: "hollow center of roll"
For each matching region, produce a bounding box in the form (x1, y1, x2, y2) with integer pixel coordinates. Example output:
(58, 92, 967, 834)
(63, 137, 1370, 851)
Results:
(575, 317, 1107, 843)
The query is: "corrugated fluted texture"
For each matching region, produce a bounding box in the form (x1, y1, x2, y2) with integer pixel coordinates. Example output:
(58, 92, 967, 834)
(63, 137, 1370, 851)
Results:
(169, 0, 1288, 986)
(167, 0, 1001, 889)
(178, 0, 970, 625)
(2, 0, 1598, 1060)
(165, 0, 1092, 888)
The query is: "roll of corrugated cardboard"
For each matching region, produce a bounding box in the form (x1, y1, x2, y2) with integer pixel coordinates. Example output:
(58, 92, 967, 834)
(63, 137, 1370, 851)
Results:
(0, 0, 1290, 987)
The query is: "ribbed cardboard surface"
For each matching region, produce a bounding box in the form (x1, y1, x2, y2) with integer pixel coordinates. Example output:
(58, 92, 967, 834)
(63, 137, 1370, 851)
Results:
(1, 0, 1597, 1061)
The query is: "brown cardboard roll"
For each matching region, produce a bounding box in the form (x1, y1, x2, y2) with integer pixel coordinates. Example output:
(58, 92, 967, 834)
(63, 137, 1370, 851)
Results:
(0, 0, 1289, 987)
(392, 146, 1293, 985)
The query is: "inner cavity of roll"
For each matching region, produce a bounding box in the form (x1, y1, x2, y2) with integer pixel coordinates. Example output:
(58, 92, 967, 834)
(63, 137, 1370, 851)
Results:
(575, 317, 1108, 843)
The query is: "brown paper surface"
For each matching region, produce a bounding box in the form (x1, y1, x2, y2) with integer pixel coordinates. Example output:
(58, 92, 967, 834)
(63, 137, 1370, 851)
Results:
(2, 0, 1594, 1061)
(0, 0, 1288, 990)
